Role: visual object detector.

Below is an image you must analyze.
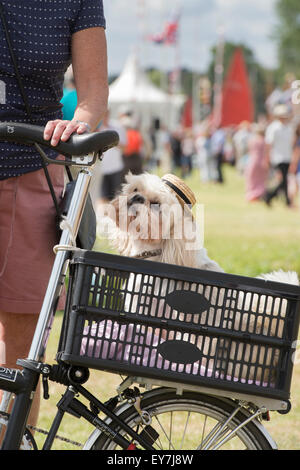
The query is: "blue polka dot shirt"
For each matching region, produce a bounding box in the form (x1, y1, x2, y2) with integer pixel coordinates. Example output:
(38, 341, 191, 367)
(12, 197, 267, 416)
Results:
(0, 0, 106, 180)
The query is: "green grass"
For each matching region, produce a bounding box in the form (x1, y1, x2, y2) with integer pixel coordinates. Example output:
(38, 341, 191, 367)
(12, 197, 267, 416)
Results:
(34, 165, 300, 450)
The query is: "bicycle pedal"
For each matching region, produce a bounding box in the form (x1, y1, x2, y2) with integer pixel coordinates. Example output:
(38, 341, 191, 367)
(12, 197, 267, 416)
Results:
(139, 425, 159, 445)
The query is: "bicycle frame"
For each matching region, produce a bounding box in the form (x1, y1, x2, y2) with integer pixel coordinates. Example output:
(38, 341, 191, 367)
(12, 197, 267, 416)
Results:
(0, 164, 93, 450)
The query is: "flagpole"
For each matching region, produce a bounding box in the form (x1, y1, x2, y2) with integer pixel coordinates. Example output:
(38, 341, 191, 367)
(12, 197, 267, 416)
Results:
(192, 14, 201, 128)
(174, 6, 181, 95)
(159, 4, 168, 92)
(213, 25, 225, 129)
(136, 0, 146, 67)
(146, 5, 180, 95)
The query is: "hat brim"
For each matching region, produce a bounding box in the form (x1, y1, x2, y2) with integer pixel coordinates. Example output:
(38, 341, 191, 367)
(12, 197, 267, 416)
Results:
(162, 174, 196, 219)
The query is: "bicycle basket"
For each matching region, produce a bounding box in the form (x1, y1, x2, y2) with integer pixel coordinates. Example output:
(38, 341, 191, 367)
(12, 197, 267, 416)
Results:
(58, 250, 300, 402)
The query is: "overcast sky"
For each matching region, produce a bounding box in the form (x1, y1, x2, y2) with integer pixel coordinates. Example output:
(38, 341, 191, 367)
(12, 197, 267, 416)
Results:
(103, 0, 278, 76)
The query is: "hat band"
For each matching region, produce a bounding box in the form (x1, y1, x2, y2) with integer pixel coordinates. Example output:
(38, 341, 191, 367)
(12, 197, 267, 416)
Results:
(162, 179, 193, 206)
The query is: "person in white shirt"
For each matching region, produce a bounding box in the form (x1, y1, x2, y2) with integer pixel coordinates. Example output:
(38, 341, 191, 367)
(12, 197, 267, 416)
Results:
(233, 121, 251, 174)
(97, 110, 127, 202)
(264, 104, 295, 207)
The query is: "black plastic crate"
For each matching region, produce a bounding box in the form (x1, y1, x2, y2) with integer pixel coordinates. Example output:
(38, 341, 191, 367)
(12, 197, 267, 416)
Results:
(58, 250, 300, 402)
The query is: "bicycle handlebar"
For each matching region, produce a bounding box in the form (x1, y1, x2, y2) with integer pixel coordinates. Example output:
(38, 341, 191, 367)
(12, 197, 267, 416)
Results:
(0, 122, 120, 165)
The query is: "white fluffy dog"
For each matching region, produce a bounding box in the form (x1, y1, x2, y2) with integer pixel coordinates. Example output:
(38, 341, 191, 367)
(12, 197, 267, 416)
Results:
(106, 171, 223, 271)
(100, 171, 299, 384)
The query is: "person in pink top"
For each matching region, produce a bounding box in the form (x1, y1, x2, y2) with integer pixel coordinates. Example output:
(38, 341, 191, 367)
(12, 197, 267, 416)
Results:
(245, 124, 268, 202)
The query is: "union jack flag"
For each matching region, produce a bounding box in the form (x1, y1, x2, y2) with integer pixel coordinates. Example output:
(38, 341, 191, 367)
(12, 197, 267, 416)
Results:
(148, 13, 180, 45)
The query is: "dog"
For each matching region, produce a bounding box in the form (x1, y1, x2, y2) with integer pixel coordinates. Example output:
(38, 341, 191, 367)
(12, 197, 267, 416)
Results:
(106, 171, 223, 272)
(97, 172, 299, 385)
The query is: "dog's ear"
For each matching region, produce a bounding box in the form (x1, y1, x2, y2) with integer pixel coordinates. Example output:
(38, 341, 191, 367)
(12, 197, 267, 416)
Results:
(110, 197, 120, 226)
(108, 194, 131, 231)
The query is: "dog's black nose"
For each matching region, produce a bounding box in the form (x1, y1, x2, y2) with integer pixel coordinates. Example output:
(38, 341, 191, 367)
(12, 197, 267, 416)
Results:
(129, 194, 145, 206)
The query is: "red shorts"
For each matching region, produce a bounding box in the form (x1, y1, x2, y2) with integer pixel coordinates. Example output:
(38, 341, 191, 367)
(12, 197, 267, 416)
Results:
(0, 165, 65, 314)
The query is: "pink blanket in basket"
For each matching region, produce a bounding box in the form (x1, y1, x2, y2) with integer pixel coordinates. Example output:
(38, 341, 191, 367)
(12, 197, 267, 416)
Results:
(80, 320, 272, 388)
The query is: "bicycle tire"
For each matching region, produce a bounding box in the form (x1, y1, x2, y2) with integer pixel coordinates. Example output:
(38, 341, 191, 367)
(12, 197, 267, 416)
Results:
(84, 388, 276, 450)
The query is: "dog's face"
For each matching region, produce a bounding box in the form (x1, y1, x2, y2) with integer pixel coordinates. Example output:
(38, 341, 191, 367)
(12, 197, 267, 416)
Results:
(111, 172, 189, 244)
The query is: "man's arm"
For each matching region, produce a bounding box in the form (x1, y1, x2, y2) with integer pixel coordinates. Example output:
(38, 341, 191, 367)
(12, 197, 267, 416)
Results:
(44, 27, 109, 146)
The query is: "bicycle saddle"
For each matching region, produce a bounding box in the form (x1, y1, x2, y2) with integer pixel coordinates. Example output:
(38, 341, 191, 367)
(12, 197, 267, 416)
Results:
(0, 122, 119, 157)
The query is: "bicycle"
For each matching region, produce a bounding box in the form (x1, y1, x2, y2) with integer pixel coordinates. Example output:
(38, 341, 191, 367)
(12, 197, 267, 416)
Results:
(0, 121, 299, 451)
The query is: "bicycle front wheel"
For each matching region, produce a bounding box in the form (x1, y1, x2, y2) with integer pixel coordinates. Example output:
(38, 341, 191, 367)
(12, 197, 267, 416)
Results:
(86, 388, 276, 450)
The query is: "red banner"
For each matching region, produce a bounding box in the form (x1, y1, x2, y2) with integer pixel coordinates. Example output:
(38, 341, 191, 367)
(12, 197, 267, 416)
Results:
(219, 48, 254, 127)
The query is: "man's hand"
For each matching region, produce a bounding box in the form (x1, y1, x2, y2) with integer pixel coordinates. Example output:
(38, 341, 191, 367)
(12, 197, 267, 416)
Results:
(43, 119, 90, 146)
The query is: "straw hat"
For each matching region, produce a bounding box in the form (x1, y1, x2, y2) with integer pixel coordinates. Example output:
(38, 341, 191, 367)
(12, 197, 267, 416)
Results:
(161, 174, 196, 215)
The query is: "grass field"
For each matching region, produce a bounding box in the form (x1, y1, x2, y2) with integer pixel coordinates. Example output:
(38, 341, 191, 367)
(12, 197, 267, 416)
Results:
(34, 165, 300, 450)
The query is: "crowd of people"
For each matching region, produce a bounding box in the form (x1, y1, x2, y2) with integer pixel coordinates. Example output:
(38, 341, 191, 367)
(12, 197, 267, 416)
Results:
(190, 103, 300, 209)
(61, 75, 300, 211)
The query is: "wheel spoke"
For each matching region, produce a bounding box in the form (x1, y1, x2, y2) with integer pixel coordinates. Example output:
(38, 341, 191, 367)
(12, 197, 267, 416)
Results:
(180, 411, 191, 450)
(169, 411, 173, 450)
(197, 420, 223, 450)
(154, 414, 176, 451)
(198, 414, 208, 450)
(202, 405, 243, 450)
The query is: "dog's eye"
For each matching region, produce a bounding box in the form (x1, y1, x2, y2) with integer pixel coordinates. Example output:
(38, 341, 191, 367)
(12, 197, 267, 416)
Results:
(133, 188, 138, 192)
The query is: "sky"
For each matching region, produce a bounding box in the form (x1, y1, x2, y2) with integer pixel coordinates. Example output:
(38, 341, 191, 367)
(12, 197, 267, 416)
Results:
(103, 0, 278, 76)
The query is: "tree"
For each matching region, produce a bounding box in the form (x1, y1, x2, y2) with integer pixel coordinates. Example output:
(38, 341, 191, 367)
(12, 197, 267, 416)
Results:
(275, 0, 300, 78)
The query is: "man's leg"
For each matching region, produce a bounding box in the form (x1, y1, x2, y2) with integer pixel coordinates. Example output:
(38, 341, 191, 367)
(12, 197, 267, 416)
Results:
(278, 163, 291, 206)
(0, 311, 40, 427)
(265, 164, 283, 205)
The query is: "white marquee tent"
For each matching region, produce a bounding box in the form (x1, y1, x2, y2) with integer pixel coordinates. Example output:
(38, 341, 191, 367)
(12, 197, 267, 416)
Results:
(108, 54, 185, 130)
